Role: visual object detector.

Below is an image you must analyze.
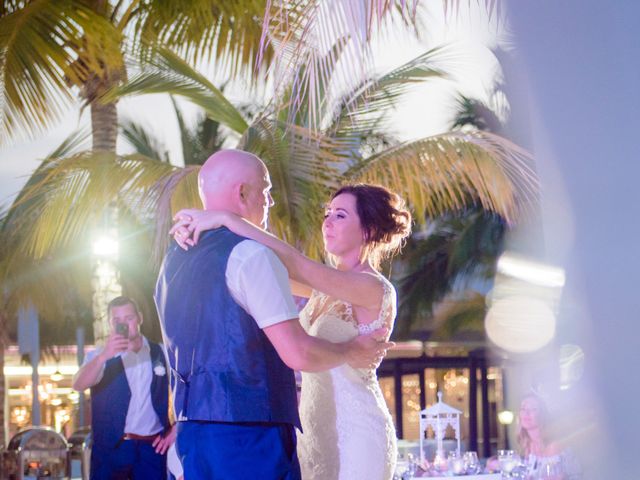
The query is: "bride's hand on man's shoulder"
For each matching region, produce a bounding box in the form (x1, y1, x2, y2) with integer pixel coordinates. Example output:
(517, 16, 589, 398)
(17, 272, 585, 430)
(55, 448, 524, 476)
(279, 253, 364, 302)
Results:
(169, 209, 228, 250)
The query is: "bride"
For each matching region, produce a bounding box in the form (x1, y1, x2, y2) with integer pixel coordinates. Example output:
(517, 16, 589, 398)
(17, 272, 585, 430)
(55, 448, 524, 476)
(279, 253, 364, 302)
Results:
(172, 183, 411, 480)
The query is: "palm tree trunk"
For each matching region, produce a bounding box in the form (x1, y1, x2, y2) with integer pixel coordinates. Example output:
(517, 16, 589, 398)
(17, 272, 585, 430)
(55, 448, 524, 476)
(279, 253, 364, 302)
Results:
(90, 99, 121, 343)
(91, 100, 118, 152)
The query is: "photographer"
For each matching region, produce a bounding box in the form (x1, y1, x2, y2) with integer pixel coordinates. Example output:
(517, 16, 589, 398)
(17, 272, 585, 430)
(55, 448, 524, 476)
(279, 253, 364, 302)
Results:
(73, 296, 173, 480)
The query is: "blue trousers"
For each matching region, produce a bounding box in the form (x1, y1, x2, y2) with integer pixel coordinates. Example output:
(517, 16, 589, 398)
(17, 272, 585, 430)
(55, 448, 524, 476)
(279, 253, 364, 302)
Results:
(90, 439, 167, 480)
(177, 421, 301, 480)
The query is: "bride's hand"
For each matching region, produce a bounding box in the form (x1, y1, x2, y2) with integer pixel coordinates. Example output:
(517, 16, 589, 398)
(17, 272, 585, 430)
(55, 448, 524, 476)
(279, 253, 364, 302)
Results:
(169, 209, 229, 250)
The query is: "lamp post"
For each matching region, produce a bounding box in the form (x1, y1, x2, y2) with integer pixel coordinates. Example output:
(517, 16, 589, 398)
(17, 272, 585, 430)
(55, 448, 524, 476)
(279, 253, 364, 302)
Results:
(91, 233, 121, 345)
(498, 409, 515, 450)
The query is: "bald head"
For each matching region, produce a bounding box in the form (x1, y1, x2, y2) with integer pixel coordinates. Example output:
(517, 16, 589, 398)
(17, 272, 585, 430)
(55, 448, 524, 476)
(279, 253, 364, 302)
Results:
(198, 149, 274, 227)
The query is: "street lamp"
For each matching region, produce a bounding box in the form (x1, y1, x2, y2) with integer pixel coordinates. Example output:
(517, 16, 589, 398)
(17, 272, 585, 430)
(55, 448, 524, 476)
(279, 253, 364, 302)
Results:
(91, 234, 121, 343)
(498, 409, 515, 449)
(92, 236, 119, 257)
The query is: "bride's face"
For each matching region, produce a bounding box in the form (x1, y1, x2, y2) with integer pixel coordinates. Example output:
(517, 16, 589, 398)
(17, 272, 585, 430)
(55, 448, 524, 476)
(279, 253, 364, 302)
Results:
(322, 193, 365, 258)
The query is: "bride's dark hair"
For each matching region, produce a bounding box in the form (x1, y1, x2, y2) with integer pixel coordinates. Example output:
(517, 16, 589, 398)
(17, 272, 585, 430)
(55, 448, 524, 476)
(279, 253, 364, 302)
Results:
(331, 184, 412, 268)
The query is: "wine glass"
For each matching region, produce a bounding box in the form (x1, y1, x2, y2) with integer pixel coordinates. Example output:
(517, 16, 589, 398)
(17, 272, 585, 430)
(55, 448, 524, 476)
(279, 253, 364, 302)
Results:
(464, 451, 481, 474)
(498, 450, 520, 478)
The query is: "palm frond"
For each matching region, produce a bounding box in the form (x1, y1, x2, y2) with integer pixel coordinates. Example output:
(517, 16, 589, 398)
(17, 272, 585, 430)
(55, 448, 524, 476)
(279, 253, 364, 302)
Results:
(1, 127, 92, 258)
(443, 0, 502, 22)
(429, 291, 487, 341)
(7, 152, 180, 259)
(343, 130, 538, 225)
(149, 166, 201, 264)
(120, 118, 170, 163)
(331, 44, 451, 135)
(238, 118, 349, 257)
(131, 0, 270, 78)
(104, 47, 248, 134)
(450, 94, 503, 133)
(46, 127, 91, 160)
(0, 248, 94, 333)
(259, 0, 420, 131)
(0, 1, 120, 143)
(392, 208, 504, 338)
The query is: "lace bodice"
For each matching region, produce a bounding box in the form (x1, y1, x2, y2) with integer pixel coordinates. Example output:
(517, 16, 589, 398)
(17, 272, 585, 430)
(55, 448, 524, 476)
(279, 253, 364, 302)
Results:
(297, 275, 398, 480)
(301, 275, 396, 343)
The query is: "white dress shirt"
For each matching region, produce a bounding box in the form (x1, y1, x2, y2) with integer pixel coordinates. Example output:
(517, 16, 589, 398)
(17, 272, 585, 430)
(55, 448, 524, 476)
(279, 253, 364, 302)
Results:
(226, 240, 299, 328)
(83, 336, 164, 435)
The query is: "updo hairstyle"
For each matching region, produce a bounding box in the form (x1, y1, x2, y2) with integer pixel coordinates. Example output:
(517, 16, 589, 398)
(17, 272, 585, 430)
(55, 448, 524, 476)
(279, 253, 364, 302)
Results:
(331, 184, 412, 268)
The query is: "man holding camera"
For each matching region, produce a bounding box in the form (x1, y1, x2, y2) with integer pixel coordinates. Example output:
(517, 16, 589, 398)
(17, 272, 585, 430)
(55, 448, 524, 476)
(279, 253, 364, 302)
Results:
(73, 296, 173, 480)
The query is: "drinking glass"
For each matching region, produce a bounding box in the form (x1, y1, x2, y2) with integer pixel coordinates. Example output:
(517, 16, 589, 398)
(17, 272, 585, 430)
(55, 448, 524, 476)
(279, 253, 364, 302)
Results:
(534, 459, 563, 480)
(402, 453, 417, 480)
(498, 450, 520, 478)
(447, 451, 465, 475)
(464, 451, 481, 474)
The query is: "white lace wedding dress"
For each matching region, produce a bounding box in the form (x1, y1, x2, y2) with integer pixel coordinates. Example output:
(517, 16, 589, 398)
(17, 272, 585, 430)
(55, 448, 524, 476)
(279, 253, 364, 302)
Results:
(297, 276, 398, 480)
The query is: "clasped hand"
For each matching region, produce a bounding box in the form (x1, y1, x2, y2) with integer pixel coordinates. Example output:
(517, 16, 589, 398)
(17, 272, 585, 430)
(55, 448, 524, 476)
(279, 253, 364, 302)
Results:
(169, 209, 226, 250)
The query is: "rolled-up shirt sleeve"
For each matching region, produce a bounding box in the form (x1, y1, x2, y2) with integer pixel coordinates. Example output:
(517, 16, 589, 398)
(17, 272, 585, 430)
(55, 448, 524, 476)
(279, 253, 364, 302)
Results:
(226, 240, 299, 328)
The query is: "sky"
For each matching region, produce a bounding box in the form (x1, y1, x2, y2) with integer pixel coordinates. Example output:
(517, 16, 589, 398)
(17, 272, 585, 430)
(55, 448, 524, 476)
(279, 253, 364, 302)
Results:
(0, 2, 503, 205)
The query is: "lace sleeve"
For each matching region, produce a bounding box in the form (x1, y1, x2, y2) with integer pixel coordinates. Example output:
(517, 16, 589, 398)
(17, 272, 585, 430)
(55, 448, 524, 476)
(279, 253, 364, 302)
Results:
(357, 278, 396, 335)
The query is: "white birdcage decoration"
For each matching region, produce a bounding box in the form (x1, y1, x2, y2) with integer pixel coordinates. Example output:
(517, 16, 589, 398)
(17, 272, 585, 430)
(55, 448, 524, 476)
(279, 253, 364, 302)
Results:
(419, 391, 462, 466)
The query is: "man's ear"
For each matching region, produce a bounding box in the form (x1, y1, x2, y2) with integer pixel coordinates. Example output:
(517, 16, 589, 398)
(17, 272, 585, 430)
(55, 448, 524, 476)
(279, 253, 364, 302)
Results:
(237, 183, 247, 202)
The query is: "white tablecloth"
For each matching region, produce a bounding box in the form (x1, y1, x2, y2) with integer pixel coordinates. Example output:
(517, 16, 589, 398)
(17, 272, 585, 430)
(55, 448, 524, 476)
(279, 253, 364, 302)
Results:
(411, 475, 501, 480)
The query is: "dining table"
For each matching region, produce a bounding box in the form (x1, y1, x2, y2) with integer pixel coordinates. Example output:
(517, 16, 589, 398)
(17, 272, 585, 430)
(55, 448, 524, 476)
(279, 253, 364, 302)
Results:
(410, 474, 501, 480)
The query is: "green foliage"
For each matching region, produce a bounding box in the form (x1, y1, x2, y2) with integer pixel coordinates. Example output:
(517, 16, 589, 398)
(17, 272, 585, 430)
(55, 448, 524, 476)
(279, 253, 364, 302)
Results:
(393, 209, 505, 339)
(0, 0, 269, 145)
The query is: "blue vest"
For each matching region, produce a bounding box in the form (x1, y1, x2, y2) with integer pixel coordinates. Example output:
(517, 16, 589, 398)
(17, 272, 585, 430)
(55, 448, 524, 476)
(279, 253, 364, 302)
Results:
(90, 341, 169, 448)
(155, 228, 301, 429)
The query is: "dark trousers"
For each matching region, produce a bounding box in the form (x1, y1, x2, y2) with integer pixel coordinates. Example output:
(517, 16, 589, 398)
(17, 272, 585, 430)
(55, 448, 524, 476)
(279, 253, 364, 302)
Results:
(177, 421, 301, 480)
(90, 439, 167, 480)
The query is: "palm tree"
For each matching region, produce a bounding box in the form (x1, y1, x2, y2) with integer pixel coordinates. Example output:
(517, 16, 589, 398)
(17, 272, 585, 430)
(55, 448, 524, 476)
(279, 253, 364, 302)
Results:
(0, 0, 269, 150)
(2, 43, 536, 279)
(121, 97, 231, 166)
(393, 208, 506, 339)
(393, 93, 515, 340)
(258, 0, 503, 129)
(1, 0, 273, 340)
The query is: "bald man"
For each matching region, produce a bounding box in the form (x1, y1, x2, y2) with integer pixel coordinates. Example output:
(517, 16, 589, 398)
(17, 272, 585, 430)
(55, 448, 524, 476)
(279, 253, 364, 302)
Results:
(155, 150, 390, 479)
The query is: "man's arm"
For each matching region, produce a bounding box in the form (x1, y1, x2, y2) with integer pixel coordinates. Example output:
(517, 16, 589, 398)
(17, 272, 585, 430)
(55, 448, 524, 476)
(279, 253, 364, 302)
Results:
(229, 242, 392, 371)
(72, 334, 128, 391)
(263, 319, 392, 372)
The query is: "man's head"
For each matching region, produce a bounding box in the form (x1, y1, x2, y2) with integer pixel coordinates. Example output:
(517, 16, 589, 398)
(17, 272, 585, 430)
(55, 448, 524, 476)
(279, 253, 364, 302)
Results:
(107, 296, 143, 341)
(198, 149, 274, 228)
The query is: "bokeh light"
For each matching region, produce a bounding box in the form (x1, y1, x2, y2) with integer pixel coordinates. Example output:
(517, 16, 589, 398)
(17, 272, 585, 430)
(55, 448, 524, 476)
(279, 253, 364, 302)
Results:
(485, 296, 556, 353)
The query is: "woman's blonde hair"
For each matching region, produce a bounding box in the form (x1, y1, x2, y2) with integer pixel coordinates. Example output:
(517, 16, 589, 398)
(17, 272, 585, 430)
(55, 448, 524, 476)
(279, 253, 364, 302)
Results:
(517, 393, 550, 457)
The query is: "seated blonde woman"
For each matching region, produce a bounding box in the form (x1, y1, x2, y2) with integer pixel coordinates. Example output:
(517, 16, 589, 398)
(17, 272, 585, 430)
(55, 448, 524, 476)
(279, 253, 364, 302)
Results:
(517, 393, 581, 480)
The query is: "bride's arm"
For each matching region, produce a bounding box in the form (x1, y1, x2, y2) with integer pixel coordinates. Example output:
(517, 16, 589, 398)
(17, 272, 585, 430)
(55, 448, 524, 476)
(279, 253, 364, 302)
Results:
(290, 279, 312, 298)
(172, 209, 382, 309)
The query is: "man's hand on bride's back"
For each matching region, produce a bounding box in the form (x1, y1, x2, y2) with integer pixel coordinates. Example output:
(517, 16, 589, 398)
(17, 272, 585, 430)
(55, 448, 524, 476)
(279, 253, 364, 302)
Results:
(346, 328, 394, 369)
(170, 209, 228, 250)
